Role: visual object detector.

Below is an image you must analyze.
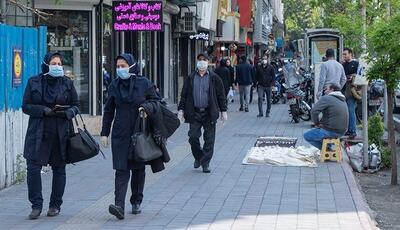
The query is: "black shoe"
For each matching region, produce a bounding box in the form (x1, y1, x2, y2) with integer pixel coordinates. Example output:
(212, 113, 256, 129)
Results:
(194, 160, 201, 168)
(239, 107, 244, 111)
(47, 207, 60, 217)
(109, 204, 124, 220)
(132, 204, 142, 214)
(265, 113, 270, 117)
(245, 108, 249, 112)
(28, 209, 41, 220)
(257, 114, 263, 118)
(202, 165, 211, 173)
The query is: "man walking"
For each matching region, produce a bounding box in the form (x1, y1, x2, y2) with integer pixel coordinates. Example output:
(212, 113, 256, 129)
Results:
(304, 84, 349, 149)
(342, 48, 360, 138)
(178, 53, 227, 173)
(317, 49, 347, 99)
(254, 55, 275, 117)
(235, 55, 255, 112)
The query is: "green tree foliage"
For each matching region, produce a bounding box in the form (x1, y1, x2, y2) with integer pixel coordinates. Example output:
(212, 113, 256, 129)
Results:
(284, 0, 400, 56)
(367, 12, 400, 184)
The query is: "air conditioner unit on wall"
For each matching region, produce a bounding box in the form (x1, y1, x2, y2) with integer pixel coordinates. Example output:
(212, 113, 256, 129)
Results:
(179, 6, 198, 33)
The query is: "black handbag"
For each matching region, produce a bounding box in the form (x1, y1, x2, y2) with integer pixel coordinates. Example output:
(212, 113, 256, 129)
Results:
(66, 110, 105, 164)
(129, 109, 163, 162)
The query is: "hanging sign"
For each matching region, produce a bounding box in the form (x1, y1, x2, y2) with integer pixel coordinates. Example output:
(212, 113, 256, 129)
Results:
(189, 33, 209, 40)
(12, 48, 23, 87)
(112, 1, 163, 32)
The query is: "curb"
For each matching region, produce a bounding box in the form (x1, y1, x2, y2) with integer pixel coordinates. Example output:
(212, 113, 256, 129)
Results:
(341, 152, 379, 230)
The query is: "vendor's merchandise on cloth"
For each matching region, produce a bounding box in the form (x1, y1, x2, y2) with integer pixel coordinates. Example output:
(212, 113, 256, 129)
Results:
(242, 145, 320, 167)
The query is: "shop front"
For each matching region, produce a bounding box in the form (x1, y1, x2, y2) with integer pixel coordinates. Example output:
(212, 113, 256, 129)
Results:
(34, 0, 114, 116)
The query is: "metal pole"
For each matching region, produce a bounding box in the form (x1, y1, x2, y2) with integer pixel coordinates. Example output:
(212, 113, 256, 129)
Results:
(362, 85, 369, 168)
(0, 0, 6, 24)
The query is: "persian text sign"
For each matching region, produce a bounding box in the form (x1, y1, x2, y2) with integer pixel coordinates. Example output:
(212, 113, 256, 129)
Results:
(112, 1, 163, 32)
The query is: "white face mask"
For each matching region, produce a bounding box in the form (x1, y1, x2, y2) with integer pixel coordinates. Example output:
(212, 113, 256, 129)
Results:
(197, 60, 208, 71)
(262, 60, 268, 65)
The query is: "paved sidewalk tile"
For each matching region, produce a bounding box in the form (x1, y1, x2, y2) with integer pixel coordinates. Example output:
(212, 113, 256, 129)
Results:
(0, 99, 377, 230)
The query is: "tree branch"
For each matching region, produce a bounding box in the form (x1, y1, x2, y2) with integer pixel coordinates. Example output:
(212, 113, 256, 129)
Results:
(7, 0, 53, 20)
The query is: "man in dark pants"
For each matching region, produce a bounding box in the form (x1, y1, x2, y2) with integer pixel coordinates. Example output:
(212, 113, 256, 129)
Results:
(178, 53, 227, 173)
(235, 55, 255, 112)
(342, 48, 360, 138)
(255, 55, 275, 117)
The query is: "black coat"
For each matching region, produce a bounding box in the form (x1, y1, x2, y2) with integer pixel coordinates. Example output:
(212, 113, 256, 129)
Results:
(22, 75, 79, 164)
(214, 60, 231, 96)
(101, 76, 159, 170)
(178, 71, 227, 124)
(255, 64, 275, 87)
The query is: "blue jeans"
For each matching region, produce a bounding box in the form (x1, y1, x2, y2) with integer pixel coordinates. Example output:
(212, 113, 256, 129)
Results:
(346, 98, 357, 135)
(303, 128, 342, 150)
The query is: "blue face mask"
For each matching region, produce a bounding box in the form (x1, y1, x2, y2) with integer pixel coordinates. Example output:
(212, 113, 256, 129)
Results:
(48, 65, 64, 77)
(116, 63, 136, 79)
(116, 67, 131, 79)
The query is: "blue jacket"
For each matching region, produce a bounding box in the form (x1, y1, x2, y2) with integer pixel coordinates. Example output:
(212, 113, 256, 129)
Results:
(235, 63, 255, 85)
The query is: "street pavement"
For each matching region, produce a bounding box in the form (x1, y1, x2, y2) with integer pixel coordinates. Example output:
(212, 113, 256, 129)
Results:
(0, 97, 377, 230)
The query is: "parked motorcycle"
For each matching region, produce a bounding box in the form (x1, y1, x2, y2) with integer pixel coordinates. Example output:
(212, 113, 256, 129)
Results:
(272, 68, 286, 104)
(355, 79, 385, 124)
(284, 82, 312, 123)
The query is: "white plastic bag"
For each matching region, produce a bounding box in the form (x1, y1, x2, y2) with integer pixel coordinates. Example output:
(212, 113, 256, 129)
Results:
(228, 87, 234, 103)
(346, 143, 363, 172)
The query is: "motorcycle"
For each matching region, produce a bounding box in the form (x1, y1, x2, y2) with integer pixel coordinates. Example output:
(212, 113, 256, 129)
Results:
(355, 79, 385, 124)
(284, 80, 312, 123)
(272, 68, 286, 104)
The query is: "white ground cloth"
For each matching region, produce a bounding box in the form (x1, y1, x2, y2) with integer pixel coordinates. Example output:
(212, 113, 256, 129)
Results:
(242, 145, 320, 167)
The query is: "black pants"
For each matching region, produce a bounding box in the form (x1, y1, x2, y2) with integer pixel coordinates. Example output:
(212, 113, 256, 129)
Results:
(27, 161, 66, 210)
(258, 86, 272, 115)
(188, 110, 216, 167)
(114, 165, 145, 211)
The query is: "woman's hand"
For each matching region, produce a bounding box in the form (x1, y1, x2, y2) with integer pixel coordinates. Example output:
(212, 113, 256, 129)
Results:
(100, 136, 109, 148)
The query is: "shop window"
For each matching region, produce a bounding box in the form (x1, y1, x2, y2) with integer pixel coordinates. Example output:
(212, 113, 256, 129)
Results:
(37, 10, 91, 114)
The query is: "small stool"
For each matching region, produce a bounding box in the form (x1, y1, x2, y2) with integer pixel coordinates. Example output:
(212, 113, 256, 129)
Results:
(320, 138, 342, 162)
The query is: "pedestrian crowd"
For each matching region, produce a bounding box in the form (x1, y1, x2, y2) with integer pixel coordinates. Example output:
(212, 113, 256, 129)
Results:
(21, 47, 361, 221)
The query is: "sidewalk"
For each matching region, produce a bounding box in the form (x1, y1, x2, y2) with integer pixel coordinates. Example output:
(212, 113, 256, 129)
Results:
(0, 99, 377, 230)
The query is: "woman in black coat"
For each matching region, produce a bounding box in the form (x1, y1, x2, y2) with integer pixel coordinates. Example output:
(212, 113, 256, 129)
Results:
(22, 52, 79, 219)
(214, 58, 231, 97)
(100, 53, 159, 220)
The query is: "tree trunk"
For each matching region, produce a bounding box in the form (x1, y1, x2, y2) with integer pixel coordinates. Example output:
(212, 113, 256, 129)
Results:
(360, 0, 367, 52)
(388, 89, 397, 185)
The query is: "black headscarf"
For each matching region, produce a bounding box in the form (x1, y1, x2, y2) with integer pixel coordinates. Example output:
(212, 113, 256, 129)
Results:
(41, 52, 65, 104)
(115, 53, 139, 103)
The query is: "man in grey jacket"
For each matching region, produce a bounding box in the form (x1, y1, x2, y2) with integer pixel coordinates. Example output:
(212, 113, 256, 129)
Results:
(317, 49, 347, 99)
(304, 84, 349, 149)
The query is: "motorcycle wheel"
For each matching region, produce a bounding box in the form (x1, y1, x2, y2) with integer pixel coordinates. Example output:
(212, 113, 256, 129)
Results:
(290, 105, 300, 123)
(300, 110, 311, 121)
(299, 102, 311, 121)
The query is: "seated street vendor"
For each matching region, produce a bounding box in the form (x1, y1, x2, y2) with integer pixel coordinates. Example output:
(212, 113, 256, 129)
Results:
(303, 84, 349, 149)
